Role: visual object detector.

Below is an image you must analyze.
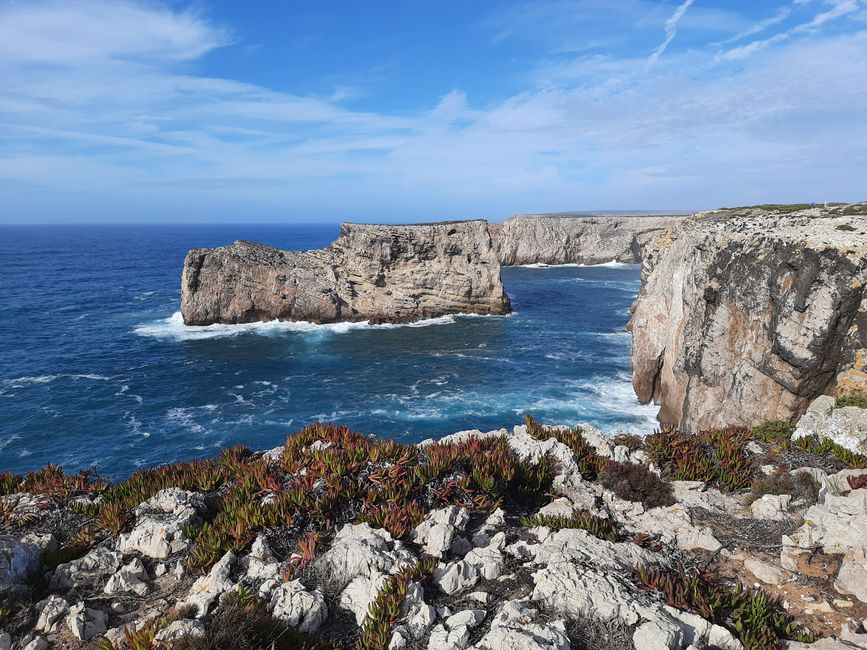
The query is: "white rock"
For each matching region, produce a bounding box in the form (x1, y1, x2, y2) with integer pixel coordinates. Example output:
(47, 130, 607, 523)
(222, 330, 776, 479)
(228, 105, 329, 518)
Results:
(633, 616, 684, 650)
(21, 637, 49, 650)
(834, 547, 867, 603)
(744, 558, 788, 586)
(751, 494, 793, 520)
(537, 497, 576, 518)
(411, 506, 470, 558)
(116, 488, 205, 559)
(464, 533, 506, 580)
(19, 532, 58, 556)
(154, 562, 167, 578)
(469, 601, 569, 650)
(104, 557, 149, 596)
(261, 445, 285, 465)
(51, 546, 123, 590)
(400, 581, 436, 638)
(154, 619, 206, 645)
(0, 633, 10, 650)
(246, 534, 281, 582)
(269, 579, 328, 633)
(66, 601, 107, 641)
(181, 550, 236, 617)
(433, 560, 479, 595)
(317, 523, 415, 626)
(793, 396, 867, 455)
(0, 535, 41, 586)
(427, 609, 485, 650)
(35, 595, 69, 633)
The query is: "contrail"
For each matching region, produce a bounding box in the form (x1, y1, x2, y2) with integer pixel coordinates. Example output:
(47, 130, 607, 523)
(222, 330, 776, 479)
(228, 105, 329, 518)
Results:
(648, 0, 696, 66)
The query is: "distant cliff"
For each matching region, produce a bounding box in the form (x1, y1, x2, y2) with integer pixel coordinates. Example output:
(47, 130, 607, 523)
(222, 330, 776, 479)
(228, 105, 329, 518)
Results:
(630, 203, 867, 432)
(181, 221, 511, 326)
(491, 215, 683, 266)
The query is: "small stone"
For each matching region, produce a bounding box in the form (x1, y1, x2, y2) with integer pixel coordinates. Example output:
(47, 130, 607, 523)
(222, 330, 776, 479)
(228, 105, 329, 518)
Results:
(0, 632, 10, 650)
(432, 561, 478, 595)
(468, 591, 489, 604)
(35, 595, 69, 633)
(181, 551, 236, 617)
(750, 494, 792, 520)
(744, 558, 788, 586)
(104, 558, 149, 596)
(22, 637, 49, 650)
(65, 602, 107, 641)
(154, 562, 167, 578)
(154, 619, 206, 645)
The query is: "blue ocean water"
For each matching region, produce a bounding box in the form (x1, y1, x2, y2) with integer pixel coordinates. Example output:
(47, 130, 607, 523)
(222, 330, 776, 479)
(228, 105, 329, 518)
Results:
(0, 224, 657, 478)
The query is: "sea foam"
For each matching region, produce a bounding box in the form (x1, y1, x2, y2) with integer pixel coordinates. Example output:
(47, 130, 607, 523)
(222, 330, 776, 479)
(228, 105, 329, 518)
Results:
(134, 311, 465, 341)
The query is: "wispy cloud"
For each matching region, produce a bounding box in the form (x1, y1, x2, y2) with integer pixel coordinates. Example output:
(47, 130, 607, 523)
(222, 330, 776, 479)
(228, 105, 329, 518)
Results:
(647, 0, 696, 66)
(717, 0, 863, 60)
(0, 0, 865, 222)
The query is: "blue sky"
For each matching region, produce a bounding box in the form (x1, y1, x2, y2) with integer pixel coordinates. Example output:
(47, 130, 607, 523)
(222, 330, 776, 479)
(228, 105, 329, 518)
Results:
(1, 0, 866, 223)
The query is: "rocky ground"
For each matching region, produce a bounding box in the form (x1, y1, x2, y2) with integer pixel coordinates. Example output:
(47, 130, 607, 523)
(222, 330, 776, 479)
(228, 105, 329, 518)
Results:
(3, 397, 867, 650)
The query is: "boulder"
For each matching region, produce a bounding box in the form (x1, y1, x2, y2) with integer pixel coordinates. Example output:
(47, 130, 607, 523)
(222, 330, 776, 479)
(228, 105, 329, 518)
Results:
(269, 580, 328, 634)
(411, 506, 470, 559)
(51, 546, 123, 591)
(116, 488, 205, 559)
(0, 535, 41, 587)
(751, 494, 793, 521)
(181, 550, 236, 617)
(316, 523, 416, 625)
(794, 397, 867, 455)
(154, 619, 206, 645)
(35, 595, 69, 633)
(427, 609, 485, 650)
(469, 601, 569, 650)
(104, 558, 149, 596)
(66, 601, 107, 641)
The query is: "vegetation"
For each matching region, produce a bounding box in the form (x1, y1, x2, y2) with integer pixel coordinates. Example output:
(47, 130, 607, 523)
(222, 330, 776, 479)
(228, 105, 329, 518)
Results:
(636, 565, 814, 650)
(524, 414, 606, 480)
(519, 512, 620, 542)
(611, 433, 644, 452)
(794, 435, 867, 469)
(171, 592, 336, 650)
(644, 427, 754, 491)
(836, 391, 867, 409)
(598, 460, 675, 509)
(356, 558, 438, 650)
(749, 471, 820, 506)
(751, 420, 794, 444)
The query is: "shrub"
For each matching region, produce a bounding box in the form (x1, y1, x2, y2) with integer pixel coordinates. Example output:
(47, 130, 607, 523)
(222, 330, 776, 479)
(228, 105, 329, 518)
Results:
(794, 435, 867, 469)
(749, 471, 820, 506)
(644, 427, 754, 491)
(836, 392, 867, 409)
(520, 511, 620, 542)
(356, 558, 438, 650)
(171, 592, 335, 650)
(525, 414, 605, 480)
(636, 565, 814, 650)
(611, 433, 644, 452)
(751, 420, 794, 445)
(598, 461, 675, 509)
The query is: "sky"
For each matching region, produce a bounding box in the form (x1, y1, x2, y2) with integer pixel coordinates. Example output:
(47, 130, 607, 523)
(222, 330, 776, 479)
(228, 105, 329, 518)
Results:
(0, 0, 866, 224)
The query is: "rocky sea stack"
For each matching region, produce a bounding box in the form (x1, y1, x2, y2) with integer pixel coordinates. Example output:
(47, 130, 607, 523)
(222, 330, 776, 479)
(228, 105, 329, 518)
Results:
(181, 220, 510, 326)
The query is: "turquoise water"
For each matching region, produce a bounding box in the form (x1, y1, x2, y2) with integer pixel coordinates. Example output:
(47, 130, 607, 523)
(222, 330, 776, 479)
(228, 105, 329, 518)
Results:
(0, 225, 656, 478)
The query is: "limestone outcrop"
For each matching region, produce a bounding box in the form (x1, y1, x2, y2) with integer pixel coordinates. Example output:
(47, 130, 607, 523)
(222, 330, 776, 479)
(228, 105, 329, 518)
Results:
(181, 220, 510, 326)
(630, 203, 867, 432)
(491, 214, 683, 266)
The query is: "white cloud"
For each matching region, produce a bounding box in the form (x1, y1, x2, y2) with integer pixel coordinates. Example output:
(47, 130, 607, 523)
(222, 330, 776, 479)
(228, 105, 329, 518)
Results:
(647, 0, 695, 66)
(0, 0, 865, 222)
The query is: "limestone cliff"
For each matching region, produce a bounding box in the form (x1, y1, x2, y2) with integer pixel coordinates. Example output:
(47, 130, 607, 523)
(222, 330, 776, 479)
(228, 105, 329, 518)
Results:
(630, 203, 867, 432)
(491, 214, 683, 266)
(181, 220, 510, 326)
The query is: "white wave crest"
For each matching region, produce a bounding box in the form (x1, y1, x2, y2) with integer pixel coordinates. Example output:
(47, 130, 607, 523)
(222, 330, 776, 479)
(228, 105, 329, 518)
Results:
(133, 311, 506, 341)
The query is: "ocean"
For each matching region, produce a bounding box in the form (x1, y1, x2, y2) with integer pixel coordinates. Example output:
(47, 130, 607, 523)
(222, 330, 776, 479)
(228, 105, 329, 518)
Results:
(0, 224, 658, 478)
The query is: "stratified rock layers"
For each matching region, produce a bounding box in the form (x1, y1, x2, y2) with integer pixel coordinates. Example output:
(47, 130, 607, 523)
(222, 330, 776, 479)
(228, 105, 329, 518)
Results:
(491, 215, 683, 266)
(181, 221, 510, 326)
(630, 207, 867, 432)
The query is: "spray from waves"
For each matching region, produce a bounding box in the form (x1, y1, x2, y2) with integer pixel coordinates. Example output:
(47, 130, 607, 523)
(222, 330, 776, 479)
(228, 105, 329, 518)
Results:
(134, 311, 513, 341)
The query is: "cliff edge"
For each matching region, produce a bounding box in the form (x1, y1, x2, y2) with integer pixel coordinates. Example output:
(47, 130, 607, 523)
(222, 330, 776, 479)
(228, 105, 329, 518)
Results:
(630, 203, 867, 432)
(492, 214, 684, 266)
(181, 220, 511, 326)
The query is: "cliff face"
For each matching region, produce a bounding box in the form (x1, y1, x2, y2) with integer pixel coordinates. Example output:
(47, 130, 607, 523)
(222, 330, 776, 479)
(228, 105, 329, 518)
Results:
(630, 204, 867, 432)
(181, 220, 511, 326)
(492, 215, 683, 266)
